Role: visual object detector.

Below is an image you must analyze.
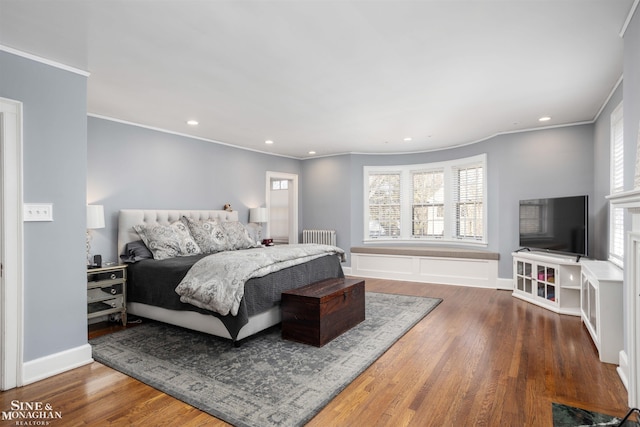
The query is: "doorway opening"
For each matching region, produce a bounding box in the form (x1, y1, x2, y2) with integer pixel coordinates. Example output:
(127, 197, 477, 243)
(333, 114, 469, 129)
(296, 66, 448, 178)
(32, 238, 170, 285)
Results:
(265, 171, 298, 245)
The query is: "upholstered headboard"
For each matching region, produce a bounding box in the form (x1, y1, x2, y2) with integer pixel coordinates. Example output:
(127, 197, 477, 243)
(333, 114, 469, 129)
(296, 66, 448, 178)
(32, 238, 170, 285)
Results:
(118, 209, 239, 257)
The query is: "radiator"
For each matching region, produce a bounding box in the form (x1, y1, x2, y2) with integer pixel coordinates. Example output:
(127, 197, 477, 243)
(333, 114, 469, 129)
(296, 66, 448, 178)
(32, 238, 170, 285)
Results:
(302, 229, 337, 246)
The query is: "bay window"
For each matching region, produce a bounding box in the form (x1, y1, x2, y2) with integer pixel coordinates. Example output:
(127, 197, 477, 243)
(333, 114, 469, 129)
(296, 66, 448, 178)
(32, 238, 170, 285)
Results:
(364, 154, 487, 244)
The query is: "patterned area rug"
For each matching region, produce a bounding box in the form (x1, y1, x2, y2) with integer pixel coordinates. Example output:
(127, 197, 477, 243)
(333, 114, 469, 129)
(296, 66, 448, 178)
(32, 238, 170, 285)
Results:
(90, 292, 441, 427)
(552, 402, 638, 426)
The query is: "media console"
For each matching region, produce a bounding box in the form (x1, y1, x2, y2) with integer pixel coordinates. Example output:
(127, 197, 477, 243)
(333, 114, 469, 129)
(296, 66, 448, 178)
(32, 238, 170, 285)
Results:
(512, 251, 581, 316)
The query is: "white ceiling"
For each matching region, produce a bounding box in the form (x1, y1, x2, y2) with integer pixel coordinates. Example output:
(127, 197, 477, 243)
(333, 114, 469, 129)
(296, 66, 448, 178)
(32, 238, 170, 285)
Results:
(0, 1, 634, 159)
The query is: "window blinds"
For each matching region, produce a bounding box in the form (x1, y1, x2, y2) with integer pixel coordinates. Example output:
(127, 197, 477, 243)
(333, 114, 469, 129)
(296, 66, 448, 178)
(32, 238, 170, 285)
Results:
(609, 102, 624, 265)
(410, 169, 445, 237)
(367, 172, 401, 238)
(452, 163, 484, 240)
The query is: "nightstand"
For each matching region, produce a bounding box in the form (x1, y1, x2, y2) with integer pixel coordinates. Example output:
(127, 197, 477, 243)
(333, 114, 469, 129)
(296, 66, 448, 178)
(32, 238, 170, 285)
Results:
(87, 264, 127, 326)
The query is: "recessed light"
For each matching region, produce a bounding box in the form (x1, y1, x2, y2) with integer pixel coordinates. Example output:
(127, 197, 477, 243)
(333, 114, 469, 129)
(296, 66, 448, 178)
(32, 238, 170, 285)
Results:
(186, 119, 199, 126)
(308, 151, 316, 155)
(539, 116, 551, 122)
(403, 137, 412, 142)
(265, 140, 274, 145)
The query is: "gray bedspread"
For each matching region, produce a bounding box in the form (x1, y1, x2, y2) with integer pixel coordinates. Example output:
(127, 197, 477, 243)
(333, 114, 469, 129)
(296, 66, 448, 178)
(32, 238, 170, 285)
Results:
(176, 244, 345, 316)
(126, 251, 344, 340)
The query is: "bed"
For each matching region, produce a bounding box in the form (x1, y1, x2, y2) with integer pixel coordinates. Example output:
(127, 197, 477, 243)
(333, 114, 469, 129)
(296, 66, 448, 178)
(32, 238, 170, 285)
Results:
(118, 209, 345, 343)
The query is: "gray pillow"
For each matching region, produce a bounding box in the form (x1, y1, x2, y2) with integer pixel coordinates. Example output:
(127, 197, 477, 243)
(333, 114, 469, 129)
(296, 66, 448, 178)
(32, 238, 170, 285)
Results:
(221, 221, 259, 250)
(119, 240, 153, 263)
(181, 216, 228, 254)
(133, 221, 201, 260)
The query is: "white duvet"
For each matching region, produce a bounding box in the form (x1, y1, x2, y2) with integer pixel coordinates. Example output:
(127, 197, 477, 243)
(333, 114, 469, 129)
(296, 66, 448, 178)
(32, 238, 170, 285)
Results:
(175, 244, 345, 316)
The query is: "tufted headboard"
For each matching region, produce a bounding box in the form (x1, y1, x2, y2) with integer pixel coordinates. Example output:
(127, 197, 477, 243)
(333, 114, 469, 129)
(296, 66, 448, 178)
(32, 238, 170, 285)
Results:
(118, 209, 239, 257)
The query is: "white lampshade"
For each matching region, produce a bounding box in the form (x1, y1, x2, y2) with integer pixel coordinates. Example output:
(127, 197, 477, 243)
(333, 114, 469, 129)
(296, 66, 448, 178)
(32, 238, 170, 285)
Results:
(249, 207, 268, 223)
(86, 205, 105, 229)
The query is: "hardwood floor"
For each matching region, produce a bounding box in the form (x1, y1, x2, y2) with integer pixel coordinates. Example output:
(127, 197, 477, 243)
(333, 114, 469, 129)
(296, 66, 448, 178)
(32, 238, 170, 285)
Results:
(1, 278, 629, 426)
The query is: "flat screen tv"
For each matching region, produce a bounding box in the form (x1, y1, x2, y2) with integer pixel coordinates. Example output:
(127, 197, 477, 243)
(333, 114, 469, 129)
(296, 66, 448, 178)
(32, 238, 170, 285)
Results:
(519, 195, 588, 258)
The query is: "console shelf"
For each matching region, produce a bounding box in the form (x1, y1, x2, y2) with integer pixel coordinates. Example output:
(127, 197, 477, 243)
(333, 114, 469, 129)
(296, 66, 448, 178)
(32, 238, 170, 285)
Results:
(512, 251, 581, 316)
(580, 260, 623, 364)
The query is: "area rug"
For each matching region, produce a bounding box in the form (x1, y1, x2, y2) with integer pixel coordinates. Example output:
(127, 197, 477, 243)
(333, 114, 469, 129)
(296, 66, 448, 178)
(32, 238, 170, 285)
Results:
(90, 292, 441, 427)
(552, 402, 638, 426)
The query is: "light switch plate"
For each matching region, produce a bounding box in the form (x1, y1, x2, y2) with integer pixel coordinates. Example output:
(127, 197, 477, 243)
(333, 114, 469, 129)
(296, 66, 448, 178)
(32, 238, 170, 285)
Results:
(24, 203, 53, 221)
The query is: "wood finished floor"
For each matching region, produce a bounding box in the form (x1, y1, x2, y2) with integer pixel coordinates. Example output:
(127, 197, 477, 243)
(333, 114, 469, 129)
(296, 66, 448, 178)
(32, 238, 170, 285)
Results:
(0, 277, 629, 426)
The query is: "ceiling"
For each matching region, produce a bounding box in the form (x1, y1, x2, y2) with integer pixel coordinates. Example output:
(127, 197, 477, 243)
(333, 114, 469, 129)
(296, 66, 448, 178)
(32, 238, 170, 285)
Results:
(0, 1, 634, 159)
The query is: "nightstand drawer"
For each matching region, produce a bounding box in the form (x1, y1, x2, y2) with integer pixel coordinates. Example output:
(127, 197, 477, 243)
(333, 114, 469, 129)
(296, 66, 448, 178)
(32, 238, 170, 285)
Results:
(99, 283, 123, 296)
(88, 295, 123, 311)
(88, 268, 125, 283)
(88, 286, 124, 303)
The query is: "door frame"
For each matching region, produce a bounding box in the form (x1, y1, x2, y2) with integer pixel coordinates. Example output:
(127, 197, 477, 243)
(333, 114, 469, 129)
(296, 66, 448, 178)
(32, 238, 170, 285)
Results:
(265, 171, 298, 244)
(0, 97, 24, 390)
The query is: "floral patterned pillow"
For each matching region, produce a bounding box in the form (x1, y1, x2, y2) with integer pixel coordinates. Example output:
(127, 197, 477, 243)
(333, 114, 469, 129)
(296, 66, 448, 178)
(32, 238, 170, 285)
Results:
(221, 221, 259, 250)
(181, 216, 228, 254)
(133, 221, 201, 260)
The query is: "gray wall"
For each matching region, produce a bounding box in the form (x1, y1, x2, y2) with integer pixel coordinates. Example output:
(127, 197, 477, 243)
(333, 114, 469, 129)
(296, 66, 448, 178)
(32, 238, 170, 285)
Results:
(303, 125, 596, 278)
(300, 155, 352, 260)
(87, 117, 302, 261)
(0, 51, 88, 361)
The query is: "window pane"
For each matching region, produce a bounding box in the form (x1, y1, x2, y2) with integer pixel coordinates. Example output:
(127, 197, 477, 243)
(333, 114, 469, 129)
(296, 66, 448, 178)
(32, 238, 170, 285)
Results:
(455, 165, 484, 240)
(411, 170, 444, 237)
(368, 173, 401, 238)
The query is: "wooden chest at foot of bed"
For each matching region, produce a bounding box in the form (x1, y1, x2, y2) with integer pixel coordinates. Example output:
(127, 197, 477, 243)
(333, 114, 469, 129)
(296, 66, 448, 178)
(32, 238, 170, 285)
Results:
(281, 278, 365, 347)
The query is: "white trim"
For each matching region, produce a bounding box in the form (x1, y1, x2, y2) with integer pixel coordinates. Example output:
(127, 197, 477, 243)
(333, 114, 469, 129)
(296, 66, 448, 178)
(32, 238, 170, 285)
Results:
(91, 114, 601, 161)
(22, 344, 93, 386)
(265, 171, 299, 244)
(628, 231, 640, 407)
(620, 0, 640, 37)
(618, 350, 630, 393)
(594, 75, 623, 123)
(0, 45, 90, 77)
(350, 252, 499, 289)
(89, 114, 299, 160)
(609, 191, 640, 407)
(0, 98, 24, 390)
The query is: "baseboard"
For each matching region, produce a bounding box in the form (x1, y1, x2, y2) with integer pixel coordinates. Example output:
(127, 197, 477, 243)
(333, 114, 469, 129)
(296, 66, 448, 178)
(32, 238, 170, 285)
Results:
(496, 277, 512, 290)
(617, 350, 630, 393)
(342, 266, 352, 276)
(22, 344, 93, 385)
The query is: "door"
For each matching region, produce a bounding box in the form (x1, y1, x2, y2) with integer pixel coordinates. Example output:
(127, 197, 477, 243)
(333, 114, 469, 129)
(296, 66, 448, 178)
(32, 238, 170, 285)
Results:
(266, 171, 298, 244)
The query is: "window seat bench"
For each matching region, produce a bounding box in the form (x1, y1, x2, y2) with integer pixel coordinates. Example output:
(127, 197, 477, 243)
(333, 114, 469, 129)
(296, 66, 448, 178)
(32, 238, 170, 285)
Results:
(349, 245, 500, 289)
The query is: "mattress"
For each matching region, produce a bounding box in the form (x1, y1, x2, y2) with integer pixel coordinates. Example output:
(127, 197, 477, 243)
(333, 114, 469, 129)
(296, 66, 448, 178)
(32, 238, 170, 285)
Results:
(127, 252, 345, 339)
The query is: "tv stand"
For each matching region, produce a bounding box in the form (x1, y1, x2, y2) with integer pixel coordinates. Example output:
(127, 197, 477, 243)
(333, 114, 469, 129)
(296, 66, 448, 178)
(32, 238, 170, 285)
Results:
(512, 251, 581, 316)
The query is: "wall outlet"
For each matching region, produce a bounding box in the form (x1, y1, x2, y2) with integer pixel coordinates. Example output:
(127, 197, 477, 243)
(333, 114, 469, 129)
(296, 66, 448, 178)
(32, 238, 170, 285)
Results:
(24, 203, 53, 221)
